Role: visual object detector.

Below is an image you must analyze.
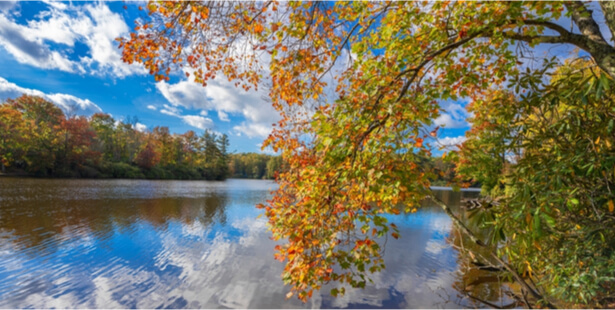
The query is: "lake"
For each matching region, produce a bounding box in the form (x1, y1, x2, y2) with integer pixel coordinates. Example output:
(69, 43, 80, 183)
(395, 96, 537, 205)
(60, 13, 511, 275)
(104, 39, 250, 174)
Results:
(0, 178, 504, 308)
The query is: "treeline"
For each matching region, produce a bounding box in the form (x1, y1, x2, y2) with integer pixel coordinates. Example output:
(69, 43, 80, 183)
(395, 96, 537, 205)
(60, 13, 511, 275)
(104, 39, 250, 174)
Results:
(227, 152, 458, 183)
(416, 155, 460, 187)
(0, 95, 455, 183)
(0, 95, 230, 180)
(228, 153, 285, 179)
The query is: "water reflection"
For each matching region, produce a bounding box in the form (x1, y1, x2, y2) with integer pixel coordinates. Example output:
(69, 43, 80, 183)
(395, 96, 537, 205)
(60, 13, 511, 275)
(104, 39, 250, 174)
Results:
(0, 178, 495, 308)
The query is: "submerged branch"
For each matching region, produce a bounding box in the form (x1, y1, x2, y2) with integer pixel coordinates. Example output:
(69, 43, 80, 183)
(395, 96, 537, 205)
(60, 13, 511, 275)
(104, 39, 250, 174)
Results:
(465, 292, 520, 309)
(428, 194, 556, 308)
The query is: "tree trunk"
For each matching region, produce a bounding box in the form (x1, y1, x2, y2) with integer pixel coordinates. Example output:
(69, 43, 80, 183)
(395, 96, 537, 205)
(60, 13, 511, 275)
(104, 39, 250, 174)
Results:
(599, 2, 615, 41)
(594, 49, 615, 79)
(566, 1, 615, 78)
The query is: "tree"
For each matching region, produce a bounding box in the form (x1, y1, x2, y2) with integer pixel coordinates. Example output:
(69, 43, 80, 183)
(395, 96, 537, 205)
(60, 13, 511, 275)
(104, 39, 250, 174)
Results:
(265, 156, 283, 179)
(0, 103, 26, 173)
(134, 135, 161, 169)
(90, 113, 116, 161)
(180, 130, 199, 166)
(457, 60, 615, 305)
(216, 134, 230, 179)
(119, 1, 615, 306)
(9, 95, 64, 176)
(58, 116, 99, 172)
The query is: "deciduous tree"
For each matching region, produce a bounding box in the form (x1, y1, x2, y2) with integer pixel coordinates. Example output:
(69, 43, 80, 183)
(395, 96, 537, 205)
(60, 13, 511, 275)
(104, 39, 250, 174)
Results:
(0, 104, 26, 173)
(119, 1, 615, 306)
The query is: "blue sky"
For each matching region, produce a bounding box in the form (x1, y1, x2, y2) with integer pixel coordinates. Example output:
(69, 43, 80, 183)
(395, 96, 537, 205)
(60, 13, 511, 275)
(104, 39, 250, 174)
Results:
(0, 1, 471, 154)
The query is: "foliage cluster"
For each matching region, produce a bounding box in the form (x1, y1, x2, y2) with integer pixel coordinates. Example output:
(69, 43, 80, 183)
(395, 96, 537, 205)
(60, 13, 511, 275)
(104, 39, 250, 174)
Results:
(457, 60, 615, 306)
(118, 0, 615, 307)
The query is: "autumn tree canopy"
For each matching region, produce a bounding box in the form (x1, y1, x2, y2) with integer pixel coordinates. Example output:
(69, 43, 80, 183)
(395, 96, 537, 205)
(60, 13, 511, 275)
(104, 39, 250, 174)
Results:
(120, 1, 615, 306)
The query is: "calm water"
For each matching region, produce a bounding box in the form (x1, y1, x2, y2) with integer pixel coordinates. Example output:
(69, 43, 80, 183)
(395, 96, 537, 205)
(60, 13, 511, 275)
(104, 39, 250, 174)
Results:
(0, 178, 499, 309)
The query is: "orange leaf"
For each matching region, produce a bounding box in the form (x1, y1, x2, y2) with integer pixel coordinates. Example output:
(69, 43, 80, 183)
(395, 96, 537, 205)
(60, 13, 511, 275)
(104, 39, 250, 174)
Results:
(415, 138, 423, 148)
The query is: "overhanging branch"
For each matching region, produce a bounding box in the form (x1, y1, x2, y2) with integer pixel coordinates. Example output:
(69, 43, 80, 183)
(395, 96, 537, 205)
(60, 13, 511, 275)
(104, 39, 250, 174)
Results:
(428, 194, 555, 308)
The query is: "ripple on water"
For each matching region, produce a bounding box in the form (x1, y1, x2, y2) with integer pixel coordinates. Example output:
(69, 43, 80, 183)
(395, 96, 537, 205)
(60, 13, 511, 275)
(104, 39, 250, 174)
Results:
(0, 178, 496, 308)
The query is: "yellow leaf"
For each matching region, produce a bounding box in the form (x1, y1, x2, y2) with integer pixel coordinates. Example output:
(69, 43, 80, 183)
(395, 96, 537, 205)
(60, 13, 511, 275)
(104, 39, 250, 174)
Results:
(609, 200, 614, 213)
(595, 136, 601, 144)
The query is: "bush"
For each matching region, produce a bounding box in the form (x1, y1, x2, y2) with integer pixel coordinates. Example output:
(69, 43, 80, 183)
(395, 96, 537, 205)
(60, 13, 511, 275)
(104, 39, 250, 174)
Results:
(78, 165, 101, 178)
(101, 162, 144, 179)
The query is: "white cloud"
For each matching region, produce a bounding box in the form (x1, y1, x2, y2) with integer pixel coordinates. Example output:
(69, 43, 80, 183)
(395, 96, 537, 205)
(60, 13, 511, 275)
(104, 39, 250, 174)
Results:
(434, 101, 469, 129)
(155, 77, 278, 123)
(0, 14, 82, 73)
(436, 135, 467, 152)
(160, 104, 180, 117)
(217, 111, 229, 122)
(233, 122, 272, 139)
(134, 122, 147, 132)
(77, 4, 144, 77)
(0, 77, 102, 115)
(156, 103, 215, 131)
(156, 80, 211, 111)
(0, 2, 144, 77)
(0, 1, 18, 13)
(146, 105, 157, 111)
(181, 115, 213, 130)
(156, 76, 278, 139)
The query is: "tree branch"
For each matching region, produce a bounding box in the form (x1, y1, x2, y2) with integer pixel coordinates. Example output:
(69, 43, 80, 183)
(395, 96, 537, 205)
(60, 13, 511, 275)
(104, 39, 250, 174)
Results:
(565, 1, 608, 45)
(465, 292, 519, 309)
(502, 33, 574, 46)
(522, 19, 572, 37)
(429, 194, 556, 308)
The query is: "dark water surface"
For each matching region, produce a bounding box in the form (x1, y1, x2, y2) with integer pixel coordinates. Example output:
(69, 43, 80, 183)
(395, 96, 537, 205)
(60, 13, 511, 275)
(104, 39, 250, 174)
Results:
(0, 178, 495, 308)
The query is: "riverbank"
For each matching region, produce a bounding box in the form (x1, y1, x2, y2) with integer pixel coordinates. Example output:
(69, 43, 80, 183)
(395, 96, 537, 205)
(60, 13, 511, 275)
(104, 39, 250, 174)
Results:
(0, 163, 228, 181)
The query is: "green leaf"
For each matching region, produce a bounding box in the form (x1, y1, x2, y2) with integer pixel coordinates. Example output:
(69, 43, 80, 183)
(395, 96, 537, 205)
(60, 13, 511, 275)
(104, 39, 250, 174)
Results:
(533, 215, 542, 238)
(330, 288, 339, 297)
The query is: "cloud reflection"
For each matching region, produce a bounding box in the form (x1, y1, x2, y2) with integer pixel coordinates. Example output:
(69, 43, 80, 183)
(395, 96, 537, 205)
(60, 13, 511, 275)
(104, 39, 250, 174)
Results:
(0, 178, 490, 308)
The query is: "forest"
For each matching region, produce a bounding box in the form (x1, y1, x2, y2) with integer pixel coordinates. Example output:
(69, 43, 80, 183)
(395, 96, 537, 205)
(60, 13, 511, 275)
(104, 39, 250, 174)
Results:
(0, 94, 456, 183)
(0, 94, 254, 180)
